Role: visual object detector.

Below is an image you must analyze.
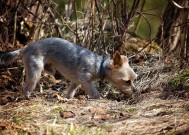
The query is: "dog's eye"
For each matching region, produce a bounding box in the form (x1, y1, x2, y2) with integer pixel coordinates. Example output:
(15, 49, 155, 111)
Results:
(125, 80, 131, 85)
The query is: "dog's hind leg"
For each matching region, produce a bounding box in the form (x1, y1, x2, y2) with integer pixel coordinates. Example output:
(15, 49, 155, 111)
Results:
(44, 64, 56, 76)
(23, 57, 43, 99)
(66, 82, 80, 99)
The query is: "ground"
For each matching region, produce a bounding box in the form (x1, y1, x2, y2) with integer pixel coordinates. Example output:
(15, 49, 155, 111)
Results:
(0, 88, 189, 135)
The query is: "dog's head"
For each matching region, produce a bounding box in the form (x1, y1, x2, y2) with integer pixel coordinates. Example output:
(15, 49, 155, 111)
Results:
(106, 51, 137, 95)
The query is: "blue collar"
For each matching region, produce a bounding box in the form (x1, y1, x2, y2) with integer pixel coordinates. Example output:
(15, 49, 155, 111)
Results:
(99, 55, 109, 81)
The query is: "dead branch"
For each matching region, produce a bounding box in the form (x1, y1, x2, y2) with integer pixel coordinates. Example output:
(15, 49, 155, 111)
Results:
(74, 0, 79, 44)
(90, 0, 95, 48)
(170, 0, 189, 9)
(134, 0, 145, 33)
(52, 8, 76, 35)
(12, 0, 20, 46)
(137, 38, 155, 53)
(47, 7, 63, 38)
(137, 12, 152, 39)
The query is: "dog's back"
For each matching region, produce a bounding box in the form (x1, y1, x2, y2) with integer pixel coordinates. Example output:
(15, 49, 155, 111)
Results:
(22, 38, 104, 81)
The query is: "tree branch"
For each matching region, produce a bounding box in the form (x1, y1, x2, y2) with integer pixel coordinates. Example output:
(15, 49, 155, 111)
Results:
(170, 0, 189, 9)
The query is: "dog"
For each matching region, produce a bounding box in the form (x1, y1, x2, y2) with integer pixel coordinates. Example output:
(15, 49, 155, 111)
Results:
(0, 38, 137, 99)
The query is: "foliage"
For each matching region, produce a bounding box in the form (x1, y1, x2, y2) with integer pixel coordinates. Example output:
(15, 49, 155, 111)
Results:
(0, 0, 169, 56)
(49, 0, 168, 54)
(169, 69, 189, 86)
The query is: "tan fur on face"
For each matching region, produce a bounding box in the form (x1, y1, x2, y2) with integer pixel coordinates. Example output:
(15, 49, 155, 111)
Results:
(106, 51, 137, 95)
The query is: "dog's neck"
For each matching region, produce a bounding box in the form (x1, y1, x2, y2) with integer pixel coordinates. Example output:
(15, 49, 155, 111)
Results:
(99, 56, 110, 81)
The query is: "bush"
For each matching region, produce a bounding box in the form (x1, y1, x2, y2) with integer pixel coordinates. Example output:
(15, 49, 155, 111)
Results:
(169, 69, 189, 87)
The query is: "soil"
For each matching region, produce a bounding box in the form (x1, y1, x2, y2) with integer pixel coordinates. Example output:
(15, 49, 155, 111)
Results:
(0, 89, 189, 135)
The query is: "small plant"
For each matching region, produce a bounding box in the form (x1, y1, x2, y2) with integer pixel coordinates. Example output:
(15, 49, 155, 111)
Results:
(51, 128, 55, 135)
(13, 117, 23, 124)
(169, 69, 189, 86)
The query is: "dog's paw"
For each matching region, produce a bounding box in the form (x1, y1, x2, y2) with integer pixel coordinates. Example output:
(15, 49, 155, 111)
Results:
(88, 94, 100, 99)
(22, 89, 31, 100)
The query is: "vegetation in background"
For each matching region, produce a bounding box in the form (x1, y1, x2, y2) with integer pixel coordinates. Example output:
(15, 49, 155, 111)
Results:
(0, 0, 169, 54)
(170, 69, 189, 87)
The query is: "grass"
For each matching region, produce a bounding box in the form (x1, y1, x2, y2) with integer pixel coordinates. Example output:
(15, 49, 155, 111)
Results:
(0, 98, 111, 135)
(34, 123, 109, 135)
(118, 104, 136, 113)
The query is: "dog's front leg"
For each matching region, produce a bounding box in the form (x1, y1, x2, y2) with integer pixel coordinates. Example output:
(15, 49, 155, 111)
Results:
(81, 82, 100, 99)
(66, 82, 80, 99)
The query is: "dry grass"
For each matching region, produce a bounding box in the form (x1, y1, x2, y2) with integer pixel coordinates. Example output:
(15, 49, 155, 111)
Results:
(0, 88, 189, 135)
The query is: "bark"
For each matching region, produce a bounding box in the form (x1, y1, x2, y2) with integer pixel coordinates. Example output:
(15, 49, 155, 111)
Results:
(156, 0, 189, 63)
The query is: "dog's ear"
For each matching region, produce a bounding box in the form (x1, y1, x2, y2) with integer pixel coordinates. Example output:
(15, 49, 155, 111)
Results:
(112, 51, 123, 69)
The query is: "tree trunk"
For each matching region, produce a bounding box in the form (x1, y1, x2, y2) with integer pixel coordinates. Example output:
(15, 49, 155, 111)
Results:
(156, 0, 189, 64)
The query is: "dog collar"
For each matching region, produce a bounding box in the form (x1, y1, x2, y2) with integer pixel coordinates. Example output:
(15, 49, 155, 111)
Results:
(99, 55, 109, 81)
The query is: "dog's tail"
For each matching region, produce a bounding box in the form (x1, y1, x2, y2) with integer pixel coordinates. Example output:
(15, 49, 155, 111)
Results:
(0, 49, 21, 65)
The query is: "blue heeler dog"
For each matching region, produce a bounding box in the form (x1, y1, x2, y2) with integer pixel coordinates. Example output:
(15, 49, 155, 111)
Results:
(0, 38, 137, 99)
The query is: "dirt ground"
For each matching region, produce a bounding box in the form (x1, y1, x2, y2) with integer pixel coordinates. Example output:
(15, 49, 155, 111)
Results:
(0, 88, 189, 135)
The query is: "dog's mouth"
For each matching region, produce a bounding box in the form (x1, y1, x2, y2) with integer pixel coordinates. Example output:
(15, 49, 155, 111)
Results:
(112, 80, 137, 96)
(118, 84, 136, 95)
(119, 87, 132, 94)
